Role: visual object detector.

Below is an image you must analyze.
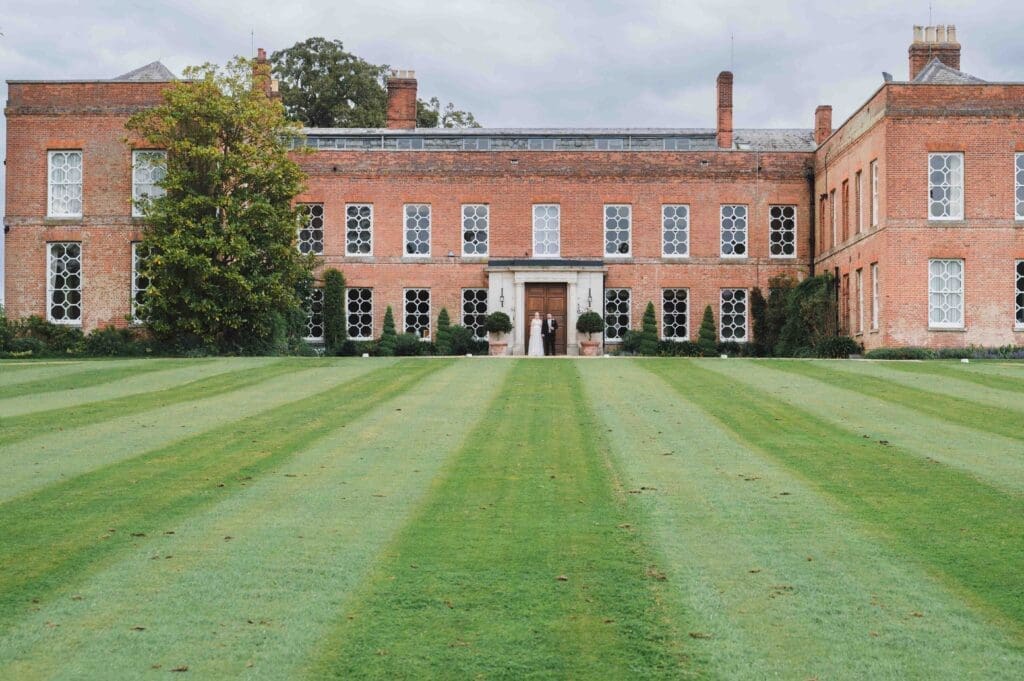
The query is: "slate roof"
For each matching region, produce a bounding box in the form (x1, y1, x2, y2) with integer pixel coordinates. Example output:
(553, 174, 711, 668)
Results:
(912, 58, 986, 84)
(113, 61, 176, 82)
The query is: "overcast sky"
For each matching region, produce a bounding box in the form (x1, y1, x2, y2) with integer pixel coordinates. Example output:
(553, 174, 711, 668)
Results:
(2, 0, 1023, 299)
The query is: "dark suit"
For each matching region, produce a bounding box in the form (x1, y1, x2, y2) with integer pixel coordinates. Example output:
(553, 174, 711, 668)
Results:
(541, 318, 558, 355)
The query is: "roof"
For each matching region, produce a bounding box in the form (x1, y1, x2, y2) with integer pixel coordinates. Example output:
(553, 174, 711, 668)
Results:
(912, 58, 986, 84)
(300, 127, 817, 152)
(113, 61, 176, 82)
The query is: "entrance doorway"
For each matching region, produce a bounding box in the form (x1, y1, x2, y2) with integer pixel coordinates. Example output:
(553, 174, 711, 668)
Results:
(525, 283, 567, 354)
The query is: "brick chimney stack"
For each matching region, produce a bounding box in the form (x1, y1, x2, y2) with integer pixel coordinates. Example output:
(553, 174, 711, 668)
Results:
(386, 70, 418, 130)
(716, 71, 733, 149)
(814, 105, 833, 145)
(909, 24, 961, 79)
(253, 48, 280, 99)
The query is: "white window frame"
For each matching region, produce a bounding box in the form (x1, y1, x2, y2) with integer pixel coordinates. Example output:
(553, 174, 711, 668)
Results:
(131, 149, 167, 218)
(532, 204, 561, 258)
(345, 203, 374, 256)
(871, 263, 879, 331)
(830, 189, 837, 246)
(603, 288, 631, 342)
(1015, 260, 1024, 330)
(603, 204, 632, 258)
(46, 242, 83, 325)
(461, 288, 489, 339)
(403, 288, 431, 340)
(1015, 153, 1024, 221)
(928, 152, 964, 221)
(855, 170, 863, 234)
(297, 203, 325, 255)
(870, 160, 879, 227)
(720, 204, 748, 259)
(461, 204, 489, 257)
(928, 258, 965, 330)
(403, 204, 431, 258)
(347, 287, 374, 341)
(768, 205, 797, 259)
(47, 150, 83, 218)
(855, 268, 864, 335)
(661, 204, 690, 257)
(131, 242, 149, 324)
(661, 288, 689, 341)
(304, 288, 325, 343)
(719, 288, 748, 342)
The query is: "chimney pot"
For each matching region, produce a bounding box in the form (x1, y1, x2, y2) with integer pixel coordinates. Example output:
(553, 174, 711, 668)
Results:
(814, 105, 833, 145)
(936, 25, 947, 42)
(716, 71, 734, 149)
(257, 47, 267, 61)
(925, 25, 936, 42)
(913, 25, 924, 42)
(386, 69, 418, 130)
(947, 25, 958, 43)
(908, 25, 962, 79)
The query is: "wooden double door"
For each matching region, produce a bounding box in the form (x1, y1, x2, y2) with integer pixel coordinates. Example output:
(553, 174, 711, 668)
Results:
(525, 283, 567, 355)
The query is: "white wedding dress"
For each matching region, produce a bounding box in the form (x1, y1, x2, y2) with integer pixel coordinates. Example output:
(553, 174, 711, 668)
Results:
(527, 318, 545, 356)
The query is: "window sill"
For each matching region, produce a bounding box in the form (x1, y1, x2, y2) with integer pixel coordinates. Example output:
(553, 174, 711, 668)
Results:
(927, 219, 966, 226)
(44, 217, 83, 225)
(661, 255, 691, 260)
(928, 327, 966, 332)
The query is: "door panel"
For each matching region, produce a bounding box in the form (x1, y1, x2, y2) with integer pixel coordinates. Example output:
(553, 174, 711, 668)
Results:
(525, 283, 567, 354)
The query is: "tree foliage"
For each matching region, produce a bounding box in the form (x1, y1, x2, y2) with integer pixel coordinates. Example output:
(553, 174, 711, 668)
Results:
(697, 305, 717, 356)
(775, 273, 838, 356)
(271, 37, 479, 129)
(575, 311, 604, 339)
(323, 269, 347, 353)
(126, 57, 312, 353)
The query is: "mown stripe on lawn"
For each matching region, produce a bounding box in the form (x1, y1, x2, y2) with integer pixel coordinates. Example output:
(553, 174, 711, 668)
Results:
(0, 359, 448, 632)
(0, 359, 197, 400)
(0, 359, 161, 387)
(0, 361, 386, 503)
(702, 360, 1024, 494)
(642, 359, 1024, 633)
(0, 357, 271, 418)
(881, 360, 1024, 394)
(579, 360, 1024, 679)
(0, 358, 298, 447)
(309, 360, 695, 680)
(0, 360, 509, 680)
(768, 360, 1024, 441)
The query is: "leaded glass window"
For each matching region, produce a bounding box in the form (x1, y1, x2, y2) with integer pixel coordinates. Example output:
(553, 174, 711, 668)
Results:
(596, 138, 625, 150)
(662, 205, 689, 257)
(662, 289, 688, 340)
(1016, 261, 1024, 328)
(462, 204, 489, 256)
(305, 288, 324, 341)
(533, 204, 560, 257)
(131, 242, 150, 323)
(528, 138, 554, 150)
(346, 204, 373, 255)
(404, 288, 431, 338)
(604, 205, 631, 256)
(396, 137, 423, 150)
(769, 205, 797, 258)
(604, 289, 630, 341)
(870, 160, 879, 227)
(928, 259, 964, 328)
(928, 153, 964, 220)
(720, 289, 747, 341)
(463, 138, 490, 151)
(131, 150, 166, 217)
(48, 151, 83, 217)
(347, 288, 373, 340)
(1015, 154, 1024, 220)
(720, 205, 748, 257)
(404, 204, 431, 256)
(871, 263, 879, 330)
(47, 242, 82, 324)
(297, 204, 324, 255)
(462, 288, 488, 339)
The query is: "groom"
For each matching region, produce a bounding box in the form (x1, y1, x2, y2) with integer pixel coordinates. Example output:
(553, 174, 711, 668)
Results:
(541, 313, 558, 356)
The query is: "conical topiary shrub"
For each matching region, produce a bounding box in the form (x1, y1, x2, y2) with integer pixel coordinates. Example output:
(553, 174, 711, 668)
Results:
(378, 305, 398, 356)
(697, 305, 717, 356)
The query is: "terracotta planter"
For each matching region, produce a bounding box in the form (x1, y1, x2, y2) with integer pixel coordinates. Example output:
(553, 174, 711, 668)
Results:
(489, 341, 509, 356)
(579, 340, 601, 356)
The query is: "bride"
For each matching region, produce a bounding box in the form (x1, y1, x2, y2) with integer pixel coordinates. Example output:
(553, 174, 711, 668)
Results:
(527, 312, 544, 357)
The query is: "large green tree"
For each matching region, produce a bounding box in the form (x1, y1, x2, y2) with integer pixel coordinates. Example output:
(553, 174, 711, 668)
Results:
(126, 57, 313, 353)
(271, 37, 479, 129)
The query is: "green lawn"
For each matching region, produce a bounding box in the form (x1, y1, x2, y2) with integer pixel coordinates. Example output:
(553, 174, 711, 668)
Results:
(1, 357, 1022, 679)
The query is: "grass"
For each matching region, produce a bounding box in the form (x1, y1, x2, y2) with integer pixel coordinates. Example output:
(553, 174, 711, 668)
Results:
(0, 356, 1022, 679)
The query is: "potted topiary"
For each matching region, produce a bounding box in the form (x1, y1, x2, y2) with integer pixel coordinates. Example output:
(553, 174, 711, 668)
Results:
(484, 311, 513, 356)
(575, 310, 604, 356)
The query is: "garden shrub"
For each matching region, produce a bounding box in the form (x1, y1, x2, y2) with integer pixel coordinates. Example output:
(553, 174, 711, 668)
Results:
(863, 347, 936, 360)
(0, 306, 10, 352)
(394, 332, 424, 356)
(378, 306, 398, 356)
(447, 325, 476, 355)
(484, 311, 512, 336)
(7, 337, 48, 357)
(323, 269, 347, 354)
(576, 311, 604, 340)
(697, 306, 717, 356)
(620, 330, 641, 354)
(84, 326, 144, 357)
(814, 335, 862, 359)
(638, 302, 659, 356)
(656, 340, 701, 357)
(435, 308, 452, 355)
(775, 273, 837, 357)
(749, 287, 767, 357)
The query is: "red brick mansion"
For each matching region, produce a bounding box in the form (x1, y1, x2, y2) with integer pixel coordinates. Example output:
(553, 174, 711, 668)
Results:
(4, 26, 1023, 354)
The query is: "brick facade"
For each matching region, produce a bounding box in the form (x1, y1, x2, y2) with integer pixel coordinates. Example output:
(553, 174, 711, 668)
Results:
(5, 25, 1023, 353)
